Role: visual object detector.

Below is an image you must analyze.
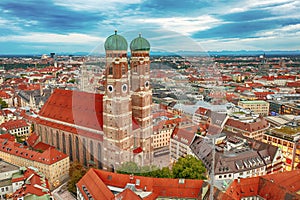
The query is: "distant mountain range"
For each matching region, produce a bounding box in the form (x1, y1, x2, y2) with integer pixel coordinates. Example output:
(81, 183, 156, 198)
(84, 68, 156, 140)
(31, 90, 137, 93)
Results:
(1, 50, 300, 57)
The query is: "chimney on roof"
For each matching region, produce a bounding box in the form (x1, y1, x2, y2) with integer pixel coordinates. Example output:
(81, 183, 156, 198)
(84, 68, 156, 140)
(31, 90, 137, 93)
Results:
(129, 174, 134, 181)
(238, 178, 240, 184)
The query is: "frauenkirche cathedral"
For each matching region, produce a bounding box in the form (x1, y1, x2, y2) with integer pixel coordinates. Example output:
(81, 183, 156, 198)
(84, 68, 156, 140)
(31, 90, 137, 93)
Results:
(36, 31, 153, 171)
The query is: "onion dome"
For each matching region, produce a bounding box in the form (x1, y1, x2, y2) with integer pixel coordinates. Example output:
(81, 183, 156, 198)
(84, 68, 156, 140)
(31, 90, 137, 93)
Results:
(130, 33, 150, 51)
(104, 30, 128, 51)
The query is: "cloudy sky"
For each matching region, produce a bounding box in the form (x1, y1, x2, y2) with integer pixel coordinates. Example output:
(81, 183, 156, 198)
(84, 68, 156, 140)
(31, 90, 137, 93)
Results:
(0, 0, 300, 54)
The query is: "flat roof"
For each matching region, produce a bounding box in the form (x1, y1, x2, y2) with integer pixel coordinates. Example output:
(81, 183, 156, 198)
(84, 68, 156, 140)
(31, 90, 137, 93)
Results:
(239, 100, 268, 104)
(273, 126, 300, 136)
(0, 160, 19, 173)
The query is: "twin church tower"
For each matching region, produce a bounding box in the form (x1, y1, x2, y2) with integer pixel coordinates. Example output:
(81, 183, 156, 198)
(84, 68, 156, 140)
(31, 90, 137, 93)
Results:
(102, 31, 153, 169)
(37, 31, 153, 172)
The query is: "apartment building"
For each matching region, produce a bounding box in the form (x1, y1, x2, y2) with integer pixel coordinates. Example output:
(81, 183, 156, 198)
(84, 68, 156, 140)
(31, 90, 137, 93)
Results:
(191, 131, 283, 182)
(0, 119, 30, 137)
(262, 122, 300, 171)
(238, 100, 269, 116)
(0, 138, 69, 189)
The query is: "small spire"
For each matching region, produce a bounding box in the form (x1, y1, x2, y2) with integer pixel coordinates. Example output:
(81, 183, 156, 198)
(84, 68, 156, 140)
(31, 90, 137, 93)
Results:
(114, 30, 117, 35)
(139, 32, 142, 37)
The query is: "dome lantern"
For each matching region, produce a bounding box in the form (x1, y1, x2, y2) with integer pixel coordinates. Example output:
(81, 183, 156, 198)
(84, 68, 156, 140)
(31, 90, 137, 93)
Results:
(104, 30, 128, 51)
(130, 33, 150, 51)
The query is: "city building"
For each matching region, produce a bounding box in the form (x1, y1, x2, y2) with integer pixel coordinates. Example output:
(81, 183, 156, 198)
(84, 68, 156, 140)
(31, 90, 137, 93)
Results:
(238, 100, 269, 116)
(170, 122, 197, 162)
(268, 99, 300, 116)
(191, 131, 283, 183)
(35, 31, 153, 170)
(0, 119, 30, 137)
(0, 160, 19, 199)
(265, 114, 296, 127)
(262, 121, 300, 171)
(224, 117, 269, 141)
(216, 170, 300, 200)
(12, 167, 53, 200)
(76, 168, 204, 200)
(152, 120, 176, 150)
(0, 138, 69, 189)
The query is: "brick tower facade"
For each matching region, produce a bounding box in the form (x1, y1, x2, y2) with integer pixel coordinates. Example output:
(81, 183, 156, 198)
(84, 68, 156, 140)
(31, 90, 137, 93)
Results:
(36, 31, 153, 172)
(103, 31, 134, 171)
(130, 34, 153, 165)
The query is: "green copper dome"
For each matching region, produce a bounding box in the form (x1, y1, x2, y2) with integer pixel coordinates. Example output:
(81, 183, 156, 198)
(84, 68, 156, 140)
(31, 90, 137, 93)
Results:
(130, 33, 150, 51)
(104, 30, 128, 51)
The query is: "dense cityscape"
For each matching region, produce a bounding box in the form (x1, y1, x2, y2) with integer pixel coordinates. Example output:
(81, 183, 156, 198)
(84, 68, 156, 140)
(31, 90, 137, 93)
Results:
(1, 0, 300, 200)
(0, 42, 300, 199)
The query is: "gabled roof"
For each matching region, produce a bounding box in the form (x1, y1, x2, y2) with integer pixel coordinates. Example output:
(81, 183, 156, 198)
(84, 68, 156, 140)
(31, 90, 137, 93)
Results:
(27, 132, 39, 147)
(225, 117, 269, 132)
(171, 125, 197, 145)
(0, 119, 29, 130)
(0, 133, 15, 142)
(222, 171, 300, 200)
(77, 168, 203, 200)
(13, 168, 51, 199)
(115, 188, 142, 200)
(39, 89, 104, 131)
(0, 138, 68, 165)
(77, 168, 114, 200)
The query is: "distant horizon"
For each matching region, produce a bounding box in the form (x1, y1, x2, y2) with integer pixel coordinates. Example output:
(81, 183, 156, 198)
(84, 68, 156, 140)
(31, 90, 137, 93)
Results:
(1, 50, 300, 57)
(0, 1, 299, 54)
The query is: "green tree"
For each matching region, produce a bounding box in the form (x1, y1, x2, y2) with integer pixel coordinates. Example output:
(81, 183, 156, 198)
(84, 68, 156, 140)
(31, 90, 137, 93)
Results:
(0, 98, 8, 108)
(68, 162, 88, 194)
(117, 161, 140, 174)
(172, 155, 207, 180)
(67, 79, 75, 84)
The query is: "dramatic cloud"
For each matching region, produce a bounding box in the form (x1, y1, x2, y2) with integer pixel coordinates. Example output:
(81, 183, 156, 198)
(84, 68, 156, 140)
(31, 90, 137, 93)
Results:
(0, 0, 299, 54)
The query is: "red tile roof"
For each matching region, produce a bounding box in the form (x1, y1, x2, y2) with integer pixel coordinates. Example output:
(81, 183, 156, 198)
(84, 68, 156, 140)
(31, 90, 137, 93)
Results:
(171, 125, 197, 145)
(0, 91, 11, 99)
(36, 118, 103, 141)
(263, 170, 300, 193)
(225, 117, 269, 133)
(253, 91, 275, 100)
(0, 138, 68, 165)
(0, 119, 29, 130)
(77, 169, 203, 200)
(77, 168, 114, 200)
(115, 188, 142, 200)
(37, 146, 68, 165)
(286, 81, 300, 87)
(12, 168, 51, 199)
(222, 170, 300, 200)
(39, 89, 104, 131)
(195, 107, 208, 115)
(33, 142, 52, 151)
(0, 133, 15, 142)
(27, 132, 39, 147)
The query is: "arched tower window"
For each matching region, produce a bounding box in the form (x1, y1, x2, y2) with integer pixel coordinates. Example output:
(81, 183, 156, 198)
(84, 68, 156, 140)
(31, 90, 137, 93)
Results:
(122, 65, 126, 75)
(56, 131, 60, 150)
(39, 126, 43, 141)
(109, 66, 113, 75)
(75, 136, 80, 162)
(83, 138, 87, 166)
(50, 129, 53, 145)
(44, 127, 48, 144)
(62, 133, 66, 154)
(69, 135, 73, 161)
(97, 143, 102, 169)
(90, 141, 94, 162)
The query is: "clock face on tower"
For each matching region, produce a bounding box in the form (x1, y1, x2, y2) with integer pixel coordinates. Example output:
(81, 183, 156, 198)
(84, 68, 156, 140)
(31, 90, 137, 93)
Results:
(122, 84, 128, 93)
(145, 81, 150, 88)
(107, 85, 114, 93)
